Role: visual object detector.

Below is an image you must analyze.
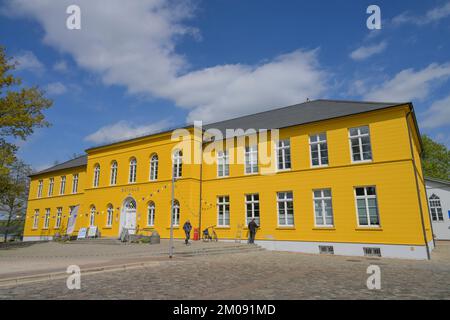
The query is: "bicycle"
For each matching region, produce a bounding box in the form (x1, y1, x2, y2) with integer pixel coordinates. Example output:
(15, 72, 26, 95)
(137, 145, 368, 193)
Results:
(202, 225, 219, 242)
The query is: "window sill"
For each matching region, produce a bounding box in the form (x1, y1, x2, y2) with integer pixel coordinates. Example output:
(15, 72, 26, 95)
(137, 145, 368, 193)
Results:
(166, 226, 180, 229)
(276, 226, 295, 230)
(312, 227, 335, 230)
(215, 226, 231, 229)
(276, 168, 292, 173)
(355, 227, 382, 231)
(351, 160, 373, 164)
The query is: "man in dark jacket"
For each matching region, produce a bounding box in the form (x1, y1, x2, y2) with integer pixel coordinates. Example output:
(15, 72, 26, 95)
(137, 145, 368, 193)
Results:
(183, 220, 192, 245)
(248, 218, 259, 244)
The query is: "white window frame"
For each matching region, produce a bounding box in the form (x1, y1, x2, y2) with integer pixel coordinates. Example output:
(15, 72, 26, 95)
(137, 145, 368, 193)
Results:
(48, 178, 54, 196)
(32, 209, 39, 229)
(55, 207, 62, 229)
(93, 164, 100, 187)
(245, 193, 260, 225)
(349, 126, 372, 163)
(59, 176, 66, 195)
(313, 189, 334, 227)
(217, 150, 230, 178)
(245, 145, 258, 174)
(172, 150, 182, 179)
(276, 139, 291, 171)
(172, 200, 180, 226)
(106, 205, 113, 227)
(37, 180, 43, 198)
(147, 202, 155, 226)
(43, 208, 50, 229)
(129, 158, 137, 183)
(277, 191, 294, 227)
(309, 133, 329, 167)
(90, 206, 96, 227)
(150, 154, 158, 181)
(72, 174, 78, 194)
(110, 161, 118, 185)
(429, 194, 444, 222)
(217, 196, 230, 227)
(354, 186, 380, 227)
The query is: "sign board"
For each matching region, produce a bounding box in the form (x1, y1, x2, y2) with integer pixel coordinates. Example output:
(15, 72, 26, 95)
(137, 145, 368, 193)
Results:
(66, 205, 79, 235)
(77, 227, 87, 239)
(88, 226, 98, 238)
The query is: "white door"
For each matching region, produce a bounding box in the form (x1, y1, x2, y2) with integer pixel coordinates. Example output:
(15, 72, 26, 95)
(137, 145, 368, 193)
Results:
(124, 199, 137, 235)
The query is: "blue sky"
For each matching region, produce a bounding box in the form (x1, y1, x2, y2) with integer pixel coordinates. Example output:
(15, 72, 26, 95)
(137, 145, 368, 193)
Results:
(0, 0, 449, 171)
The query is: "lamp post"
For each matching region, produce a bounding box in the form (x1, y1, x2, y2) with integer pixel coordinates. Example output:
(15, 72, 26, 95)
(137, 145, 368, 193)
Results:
(169, 173, 176, 258)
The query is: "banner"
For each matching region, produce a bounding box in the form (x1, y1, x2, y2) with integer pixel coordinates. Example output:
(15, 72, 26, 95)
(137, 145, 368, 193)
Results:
(66, 205, 79, 235)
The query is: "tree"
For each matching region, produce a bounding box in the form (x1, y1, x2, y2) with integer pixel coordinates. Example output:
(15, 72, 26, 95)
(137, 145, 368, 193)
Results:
(0, 45, 52, 176)
(0, 159, 32, 242)
(421, 135, 450, 181)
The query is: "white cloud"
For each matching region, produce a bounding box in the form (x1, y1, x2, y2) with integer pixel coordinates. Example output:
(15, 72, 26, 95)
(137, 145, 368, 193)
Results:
(45, 82, 67, 95)
(350, 42, 387, 61)
(84, 119, 173, 144)
(363, 63, 450, 102)
(392, 2, 450, 26)
(53, 60, 68, 73)
(14, 51, 44, 73)
(3, 0, 329, 123)
(421, 95, 450, 129)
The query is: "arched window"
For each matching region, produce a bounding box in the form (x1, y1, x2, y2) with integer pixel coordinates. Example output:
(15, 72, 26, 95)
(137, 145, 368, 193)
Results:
(429, 194, 444, 222)
(106, 204, 114, 227)
(147, 201, 155, 226)
(150, 154, 158, 181)
(172, 199, 180, 226)
(110, 161, 118, 185)
(90, 205, 96, 226)
(93, 164, 100, 187)
(129, 158, 137, 183)
(172, 150, 182, 179)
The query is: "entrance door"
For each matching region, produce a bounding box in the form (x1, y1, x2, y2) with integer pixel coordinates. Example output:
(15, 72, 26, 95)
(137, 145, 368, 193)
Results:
(122, 198, 137, 235)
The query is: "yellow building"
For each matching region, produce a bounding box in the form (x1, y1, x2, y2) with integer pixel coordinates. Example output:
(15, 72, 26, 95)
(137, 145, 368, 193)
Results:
(23, 100, 434, 259)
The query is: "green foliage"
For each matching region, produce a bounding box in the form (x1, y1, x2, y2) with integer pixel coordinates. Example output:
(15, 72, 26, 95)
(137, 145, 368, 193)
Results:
(0, 45, 52, 175)
(0, 159, 32, 241)
(421, 135, 450, 181)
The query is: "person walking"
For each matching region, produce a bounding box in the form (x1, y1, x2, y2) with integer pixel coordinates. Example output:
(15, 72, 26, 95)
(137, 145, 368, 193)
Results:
(183, 220, 192, 245)
(248, 218, 259, 244)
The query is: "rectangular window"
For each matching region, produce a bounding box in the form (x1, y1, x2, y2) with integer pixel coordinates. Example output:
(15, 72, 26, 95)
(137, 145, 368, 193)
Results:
(319, 245, 334, 255)
(217, 196, 230, 226)
(245, 194, 260, 225)
(55, 207, 62, 229)
(355, 186, 380, 227)
(363, 247, 382, 257)
(276, 139, 291, 170)
(313, 189, 334, 226)
(48, 178, 54, 196)
(32, 209, 39, 229)
(277, 191, 294, 226)
(37, 180, 43, 198)
(245, 145, 258, 174)
(43, 208, 50, 229)
(349, 126, 372, 162)
(429, 195, 444, 222)
(309, 133, 328, 167)
(217, 150, 230, 177)
(60, 176, 66, 195)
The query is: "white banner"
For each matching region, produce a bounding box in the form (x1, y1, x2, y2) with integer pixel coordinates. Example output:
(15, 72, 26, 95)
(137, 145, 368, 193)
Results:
(66, 205, 79, 235)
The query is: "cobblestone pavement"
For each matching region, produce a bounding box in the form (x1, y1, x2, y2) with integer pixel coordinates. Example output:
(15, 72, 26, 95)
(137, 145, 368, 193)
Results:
(0, 241, 449, 299)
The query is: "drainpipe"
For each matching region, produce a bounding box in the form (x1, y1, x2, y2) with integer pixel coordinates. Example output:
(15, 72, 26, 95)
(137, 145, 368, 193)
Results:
(406, 108, 431, 260)
(198, 143, 203, 238)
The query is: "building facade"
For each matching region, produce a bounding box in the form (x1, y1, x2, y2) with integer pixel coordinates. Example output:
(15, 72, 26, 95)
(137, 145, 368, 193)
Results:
(425, 177, 450, 240)
(23, 100, 434, 259)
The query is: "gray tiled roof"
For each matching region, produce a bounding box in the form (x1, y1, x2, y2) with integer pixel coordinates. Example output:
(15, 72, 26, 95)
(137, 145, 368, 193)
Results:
(203, 99, 406, 136)
(31, 99, 412, 177)
(30, 155, 87, 177)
